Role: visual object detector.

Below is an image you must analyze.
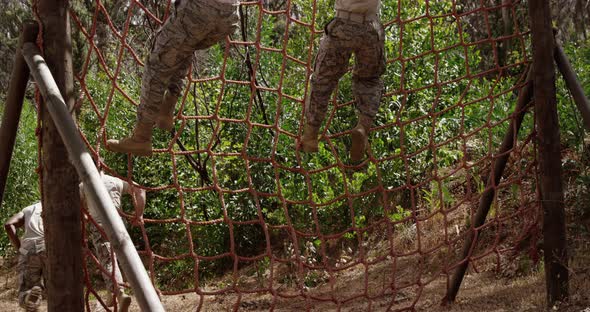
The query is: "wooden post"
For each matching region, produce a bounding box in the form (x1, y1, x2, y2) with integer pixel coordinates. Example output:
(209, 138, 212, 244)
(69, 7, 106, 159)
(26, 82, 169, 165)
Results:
(554, 42, 590, 131)
(442, 68, 533, 304)
(36, 0, 84, 310)
(0, 21, 38, 208)
(22, 43, 166, 312)
(529, 0, 569, 305)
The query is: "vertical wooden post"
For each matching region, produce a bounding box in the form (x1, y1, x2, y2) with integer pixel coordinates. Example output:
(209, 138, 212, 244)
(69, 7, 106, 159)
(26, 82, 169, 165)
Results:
(0, 21, 38, 208)
(36, 0, 85, 310)
(529, 0, 569, 305)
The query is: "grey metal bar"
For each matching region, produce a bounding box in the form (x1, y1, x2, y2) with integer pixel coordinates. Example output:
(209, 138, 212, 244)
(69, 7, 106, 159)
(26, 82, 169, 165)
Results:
(22, 42, 165, 312)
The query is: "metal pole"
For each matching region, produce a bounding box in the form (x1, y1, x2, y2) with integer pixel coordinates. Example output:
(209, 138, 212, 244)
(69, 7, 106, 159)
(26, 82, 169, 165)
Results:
(442, 68, 534, 304)
(529, 0, 569, 305)
(22, 42, 165, 312)
(0, 21, 38, 208)
(554, 42, 590, 131)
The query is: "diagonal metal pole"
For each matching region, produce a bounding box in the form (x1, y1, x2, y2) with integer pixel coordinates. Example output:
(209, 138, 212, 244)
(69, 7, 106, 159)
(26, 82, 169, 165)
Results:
(22, 42, 165, 312)
(442, 67, 534, 304)
(0, 21, 38, 208)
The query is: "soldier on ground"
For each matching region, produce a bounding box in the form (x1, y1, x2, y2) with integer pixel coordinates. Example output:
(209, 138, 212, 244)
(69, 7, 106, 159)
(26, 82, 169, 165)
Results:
(4, 202, 46, 311)
(80, 169, 146, 312)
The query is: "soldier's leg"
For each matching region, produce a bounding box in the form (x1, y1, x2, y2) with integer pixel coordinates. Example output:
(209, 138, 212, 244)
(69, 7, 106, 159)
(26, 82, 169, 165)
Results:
(89, 225, 124, 307)
(188, 0, 239, 51)
(17, 253, 28, 307)
(306, 37, 351, 129)
(18, 253, 44, 309)
(156, 0, 238, 131)
(301, 23, 352, 152)
(167, 57, 190, 103)
(96, 241, 124, 292)
(138, 2, 213, 125)
(156, 2, 238, 132)
(38, 250, 47, 307)
(99, 247, 131, 311)
(156, 57, 192, 131)
(107, 1, 217, 155)
(350, 21, 386, 161)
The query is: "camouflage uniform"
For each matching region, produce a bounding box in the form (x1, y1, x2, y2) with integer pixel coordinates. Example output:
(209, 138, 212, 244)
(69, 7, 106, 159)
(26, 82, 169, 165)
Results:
(87, 224, 123, 291)
(16, 203, 46, 307)
(17, 251, 46, 307)
(306, 6, 385, 128)
(81, 175, 126, 292)
(137, 0, 240, 124)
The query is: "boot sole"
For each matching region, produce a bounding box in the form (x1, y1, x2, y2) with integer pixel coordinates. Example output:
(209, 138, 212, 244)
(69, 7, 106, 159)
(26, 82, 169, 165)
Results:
(106, 142, 153, 157)
(350, 128, 367, 162)
(25, 286, 42, 312)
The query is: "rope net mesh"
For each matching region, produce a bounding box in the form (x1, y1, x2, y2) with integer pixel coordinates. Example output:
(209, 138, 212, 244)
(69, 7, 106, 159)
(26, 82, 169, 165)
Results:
(48, 0, 540, 310)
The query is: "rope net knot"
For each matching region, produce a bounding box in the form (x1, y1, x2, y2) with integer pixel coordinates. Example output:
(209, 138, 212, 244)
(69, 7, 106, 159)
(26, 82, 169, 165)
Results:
(62, 0, 539, 310)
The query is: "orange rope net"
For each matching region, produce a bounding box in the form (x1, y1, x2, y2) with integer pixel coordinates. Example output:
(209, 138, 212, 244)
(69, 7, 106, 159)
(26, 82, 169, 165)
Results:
(62, 0, 540, 310)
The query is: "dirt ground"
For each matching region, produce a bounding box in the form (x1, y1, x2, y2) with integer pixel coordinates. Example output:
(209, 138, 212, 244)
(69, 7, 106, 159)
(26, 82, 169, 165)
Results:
(3, 168, 589, 311)
(1, 237, 588, 312)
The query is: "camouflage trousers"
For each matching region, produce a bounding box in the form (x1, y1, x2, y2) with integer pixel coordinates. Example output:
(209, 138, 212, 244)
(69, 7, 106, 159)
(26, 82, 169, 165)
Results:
(138, 0, 240, 124)
(306, 16, 386, 128)
(88, 223, 123, 292)
(17, 249, 46, 307)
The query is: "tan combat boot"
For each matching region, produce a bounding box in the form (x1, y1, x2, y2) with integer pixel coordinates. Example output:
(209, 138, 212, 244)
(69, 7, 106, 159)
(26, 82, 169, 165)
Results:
(300, 124, 320, 152)
(156, 91, 178, 131)
(117, 290, 132, 312)
(350, 120, 371, 162)
(106, 121, 153, 156)
(25, 286, 42, 312)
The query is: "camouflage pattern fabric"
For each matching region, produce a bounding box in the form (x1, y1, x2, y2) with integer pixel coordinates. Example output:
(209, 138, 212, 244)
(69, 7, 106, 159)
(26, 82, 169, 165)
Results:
(138, 0, 240, 124)
(335, 0, 380, 16)
(17, 249, 46, 307)
(306, 17, 386, 128)
(88, 223, 123, 292)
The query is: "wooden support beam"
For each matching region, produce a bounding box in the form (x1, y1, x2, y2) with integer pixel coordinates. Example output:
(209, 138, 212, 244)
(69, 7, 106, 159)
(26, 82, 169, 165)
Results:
(0, 21, 38, 208)
(529, 0, 569, 305)
(554, 41, 590, 131)
(442, 67, 534, 304)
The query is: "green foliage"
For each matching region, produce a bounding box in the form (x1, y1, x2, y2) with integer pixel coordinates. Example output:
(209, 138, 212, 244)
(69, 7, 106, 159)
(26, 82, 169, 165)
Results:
(0, 1, 32, 91)
(0, 100, 40, 254)
(422, 181, 454, 212)
(2, 1, 590, 293)
(388, 205, 411, 223)
(556, 40, 590, 148)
